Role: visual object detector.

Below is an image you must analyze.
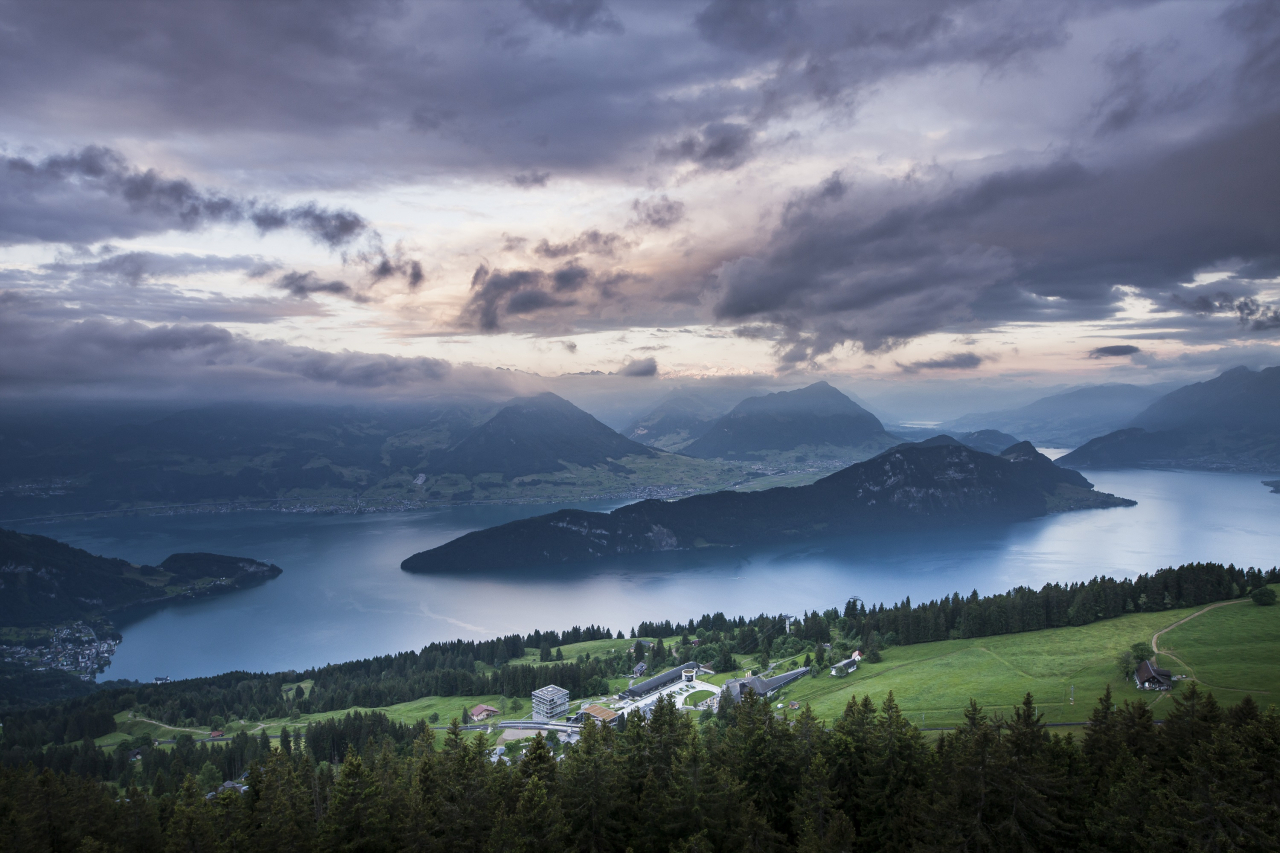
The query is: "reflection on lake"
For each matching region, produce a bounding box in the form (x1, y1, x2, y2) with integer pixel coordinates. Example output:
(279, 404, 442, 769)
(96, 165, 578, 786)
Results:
(13, 469, 1278, 682)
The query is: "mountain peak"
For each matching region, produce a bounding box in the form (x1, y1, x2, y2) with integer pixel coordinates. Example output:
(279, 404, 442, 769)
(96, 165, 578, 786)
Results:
(426, 393, 654, 479)
(682, 382, 889, 459)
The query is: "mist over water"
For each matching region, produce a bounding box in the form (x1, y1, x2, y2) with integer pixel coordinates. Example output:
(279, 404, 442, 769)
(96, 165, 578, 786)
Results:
(13, 470, 1278, 683)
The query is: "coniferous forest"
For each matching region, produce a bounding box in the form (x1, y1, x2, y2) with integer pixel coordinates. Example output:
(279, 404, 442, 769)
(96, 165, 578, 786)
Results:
(1, 561, 1277, 851)
(2, 686, 1277, 852)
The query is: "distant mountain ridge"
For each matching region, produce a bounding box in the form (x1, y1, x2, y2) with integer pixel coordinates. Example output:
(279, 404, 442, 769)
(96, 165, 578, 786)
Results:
(624, 387, 757, 451)
(943, 384, 1171, 448)
(402, 439, 1133, 573)
(681, 382, 896, 460)
(0, 399, 497, 518)
(1058, 366, 1280, 473)
(886, 428, 1021, 455)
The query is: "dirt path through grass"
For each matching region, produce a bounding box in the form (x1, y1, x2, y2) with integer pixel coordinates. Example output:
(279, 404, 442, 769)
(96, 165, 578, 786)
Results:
(1149, 599, 1258, 703)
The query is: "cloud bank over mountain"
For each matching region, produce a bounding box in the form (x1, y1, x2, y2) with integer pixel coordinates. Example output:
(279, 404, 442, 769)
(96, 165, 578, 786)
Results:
(0, 0, 1277, 403)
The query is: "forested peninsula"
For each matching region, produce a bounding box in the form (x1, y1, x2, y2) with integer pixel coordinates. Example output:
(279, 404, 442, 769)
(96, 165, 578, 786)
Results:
(404, 439, 1133, 573)
(0, 528, 282, 629)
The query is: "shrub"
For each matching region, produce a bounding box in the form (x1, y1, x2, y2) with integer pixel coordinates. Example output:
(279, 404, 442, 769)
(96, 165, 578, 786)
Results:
(1250, 586, 1276, 606)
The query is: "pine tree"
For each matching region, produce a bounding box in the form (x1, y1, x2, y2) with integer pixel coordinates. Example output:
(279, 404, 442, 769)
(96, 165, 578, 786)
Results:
(559, 719, 625, 853)
(514, 776, 567, 853)
(317, 748, 392, 853)
(165, 777, 220, 853)
(856, 692, 930, 853)
(520, 733, 556, 788)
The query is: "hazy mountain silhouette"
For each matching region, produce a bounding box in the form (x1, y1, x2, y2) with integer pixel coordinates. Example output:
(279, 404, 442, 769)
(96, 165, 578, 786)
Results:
(681, 381, 893, 459)
(943, 384, 1171, 448)
(1058, 366, 1280, 472)
(425, 392, 657, 479)
(623, 387, 757, 451)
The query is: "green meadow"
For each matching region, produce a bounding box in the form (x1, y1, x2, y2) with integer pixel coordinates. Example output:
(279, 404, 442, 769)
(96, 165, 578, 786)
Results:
(767, 592, 1277, 727)
(97, 587, 1278, 751)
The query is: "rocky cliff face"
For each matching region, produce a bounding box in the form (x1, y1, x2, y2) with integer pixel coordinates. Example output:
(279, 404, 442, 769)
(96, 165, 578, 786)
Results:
(402, 440, 1133, 573)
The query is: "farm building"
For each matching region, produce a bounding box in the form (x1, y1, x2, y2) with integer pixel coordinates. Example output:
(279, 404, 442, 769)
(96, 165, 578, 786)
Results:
(1135, 659, 1173, 690)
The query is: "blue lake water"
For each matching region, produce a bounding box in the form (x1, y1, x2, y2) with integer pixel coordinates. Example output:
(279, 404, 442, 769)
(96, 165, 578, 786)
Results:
(12, 469, 1278, 683)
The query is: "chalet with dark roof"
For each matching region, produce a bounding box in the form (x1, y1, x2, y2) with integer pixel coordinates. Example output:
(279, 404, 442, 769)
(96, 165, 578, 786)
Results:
(1135, 659, 1173, 690)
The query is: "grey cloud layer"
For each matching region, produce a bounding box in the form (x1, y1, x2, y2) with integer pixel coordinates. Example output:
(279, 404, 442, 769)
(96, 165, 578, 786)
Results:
(0, 147, 367, 248)
(2, 0, 1279, 389)
(712, 111, 1280, 360)
(0, 306, 533, 401)
(0, 1, 1118, 182)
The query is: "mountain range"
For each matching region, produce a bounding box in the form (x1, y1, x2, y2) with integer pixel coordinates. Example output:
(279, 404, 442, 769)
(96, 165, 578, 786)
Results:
(680, 382, 899, 462)
(942, 384, 1172, 448)
(402, 439, 1133, 573)
(0, 394, 738, 517)
(1059, 366, 1280, 472)
(623, 387, 759, 451)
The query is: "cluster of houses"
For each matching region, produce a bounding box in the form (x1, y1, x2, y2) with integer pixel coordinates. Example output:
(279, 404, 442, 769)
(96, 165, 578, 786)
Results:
(0, 621, 118, 680)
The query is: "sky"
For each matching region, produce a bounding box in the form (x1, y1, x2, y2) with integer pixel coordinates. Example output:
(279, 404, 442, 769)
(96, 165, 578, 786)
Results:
(1, 0, 1278, 422)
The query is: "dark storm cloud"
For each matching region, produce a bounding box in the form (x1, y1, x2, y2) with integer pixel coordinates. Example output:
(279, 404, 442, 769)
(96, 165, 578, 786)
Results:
(522, 0, 622, 35)
(0, 147, 368, 248)
(659, 122, 754, 171)
(0, 1, 1105, 182)
(618, 356, 658, 377)
(0, 309, 485, 399)
(713, 112, 1280, 360)
(533, 229, 630, 259)
(897, 352, 984, 373)
(463, 262, 635, 331)
(1089, 344, 1141, 358)
(630, 195, 686, 229)
(45, 251, 268, 286)
(695, 0, 800, 54)
(273, 271, 362, 302)
(511, 171, 551, 188)
(465, 267, 549, 331)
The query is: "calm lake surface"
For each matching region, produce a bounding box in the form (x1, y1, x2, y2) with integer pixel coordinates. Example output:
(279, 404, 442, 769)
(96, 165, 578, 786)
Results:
(12, 469, 1279, 683)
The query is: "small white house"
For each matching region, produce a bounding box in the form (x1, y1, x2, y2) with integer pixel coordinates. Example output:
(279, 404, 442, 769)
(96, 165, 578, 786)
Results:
(830, 658, 858, 677)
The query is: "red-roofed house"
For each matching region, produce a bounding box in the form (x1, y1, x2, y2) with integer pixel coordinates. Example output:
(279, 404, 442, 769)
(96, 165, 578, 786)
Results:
(470, 704, 500, 721)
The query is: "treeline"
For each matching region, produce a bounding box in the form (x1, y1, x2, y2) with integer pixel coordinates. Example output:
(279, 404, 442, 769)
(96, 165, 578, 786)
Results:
(4, 562, 1274, 758)
(3, 685, 1277, 852)
(849, 562, 1278, 647)
(0, 622, 625, 752)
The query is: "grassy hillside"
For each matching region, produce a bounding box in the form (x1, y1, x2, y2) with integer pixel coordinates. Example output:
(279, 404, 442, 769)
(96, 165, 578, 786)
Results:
(764, 593, 1277, 727)
(92, 588, 1278, 753)
(1156, 595, 1280, 700)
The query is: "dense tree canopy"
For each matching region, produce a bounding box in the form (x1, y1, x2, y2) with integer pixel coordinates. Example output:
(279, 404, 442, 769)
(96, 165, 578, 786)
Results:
(2, 686, 1277, 852)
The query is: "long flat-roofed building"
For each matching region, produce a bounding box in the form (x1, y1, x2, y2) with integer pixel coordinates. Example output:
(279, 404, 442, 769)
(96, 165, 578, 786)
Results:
(532, 684, 570, 721)
(720, 667, 809, 705)
(622, 661, 712, 700)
